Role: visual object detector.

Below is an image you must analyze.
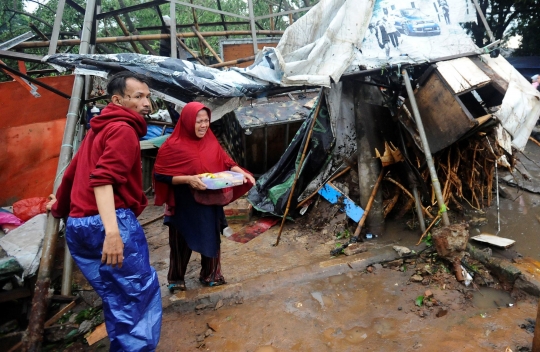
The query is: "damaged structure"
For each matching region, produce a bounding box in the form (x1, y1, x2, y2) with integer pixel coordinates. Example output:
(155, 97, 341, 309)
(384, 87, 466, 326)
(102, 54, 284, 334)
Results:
(1, 0, 540, 350)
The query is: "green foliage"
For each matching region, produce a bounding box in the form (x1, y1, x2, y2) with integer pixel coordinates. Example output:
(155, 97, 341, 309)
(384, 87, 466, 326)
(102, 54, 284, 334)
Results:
(422, 233, 433, 247)
(335, 229, 351, 240)
(415, 295, 424, 307)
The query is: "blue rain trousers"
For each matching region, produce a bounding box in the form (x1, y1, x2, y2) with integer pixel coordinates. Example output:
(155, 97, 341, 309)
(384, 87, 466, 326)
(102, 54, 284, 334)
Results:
(66, 208, 162, 352)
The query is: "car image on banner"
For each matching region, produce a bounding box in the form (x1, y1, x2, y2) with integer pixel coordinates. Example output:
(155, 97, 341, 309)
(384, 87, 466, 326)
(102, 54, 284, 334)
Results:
(395, 8, 441, 36)
(356, 0, 478, 69)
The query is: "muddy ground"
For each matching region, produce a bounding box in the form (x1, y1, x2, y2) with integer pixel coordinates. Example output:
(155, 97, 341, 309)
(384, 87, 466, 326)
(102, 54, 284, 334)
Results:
(4, 142, 540, 352)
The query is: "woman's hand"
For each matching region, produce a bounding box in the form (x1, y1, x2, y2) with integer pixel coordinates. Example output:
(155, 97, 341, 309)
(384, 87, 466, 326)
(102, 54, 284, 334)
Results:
(243, 173, 255, 185)
(188, 175, 207, 190)
(46, 194, 57, 211)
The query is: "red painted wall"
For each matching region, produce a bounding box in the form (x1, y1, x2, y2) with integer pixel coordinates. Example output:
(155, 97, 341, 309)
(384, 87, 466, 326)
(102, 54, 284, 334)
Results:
(0, 75, 74, 206)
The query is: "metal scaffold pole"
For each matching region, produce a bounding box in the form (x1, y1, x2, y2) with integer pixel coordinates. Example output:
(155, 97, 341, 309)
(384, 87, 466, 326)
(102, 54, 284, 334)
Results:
(24, 0, 97, 350)
(402, 69, 450, 227)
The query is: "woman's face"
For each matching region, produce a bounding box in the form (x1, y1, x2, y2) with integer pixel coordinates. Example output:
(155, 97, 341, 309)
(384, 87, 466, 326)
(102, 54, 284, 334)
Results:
(194, 109, 210, 138)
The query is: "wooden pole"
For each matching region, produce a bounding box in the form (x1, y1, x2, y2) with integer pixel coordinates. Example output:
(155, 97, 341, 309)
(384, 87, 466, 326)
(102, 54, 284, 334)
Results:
(191, 26, 223, 63)
(177, 39, 206, 65)
(208, 55, 255, 68)
(274, 90, 323, 246)
(190, 0, 206, 64)
(15, 30, 285, 49)
(269, 5, 275, 31)
(532, 300, 540, 351)
(353, 169, 385, 238)
(113, 15, 141, 53)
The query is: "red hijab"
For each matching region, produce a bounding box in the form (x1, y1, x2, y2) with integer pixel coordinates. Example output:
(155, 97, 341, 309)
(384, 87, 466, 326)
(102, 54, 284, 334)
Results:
(154, 102, 252, 208)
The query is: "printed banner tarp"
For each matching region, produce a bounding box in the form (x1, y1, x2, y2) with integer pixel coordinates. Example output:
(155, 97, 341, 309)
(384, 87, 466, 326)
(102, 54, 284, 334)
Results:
(355, 0, 478, 69)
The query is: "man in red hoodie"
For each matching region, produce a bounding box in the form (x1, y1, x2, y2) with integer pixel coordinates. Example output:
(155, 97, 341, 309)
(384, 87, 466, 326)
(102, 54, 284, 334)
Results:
(48, 71, 161, 351)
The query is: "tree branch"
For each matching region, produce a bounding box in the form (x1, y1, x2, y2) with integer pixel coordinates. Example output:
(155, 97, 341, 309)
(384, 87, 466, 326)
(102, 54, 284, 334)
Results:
(6, 8, 53, 29)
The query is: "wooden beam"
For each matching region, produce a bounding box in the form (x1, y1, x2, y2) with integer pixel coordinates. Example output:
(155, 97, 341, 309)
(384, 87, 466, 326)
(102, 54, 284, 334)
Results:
(0, 50, 43, 63)
(192, 26, 224, 63)
(66, 0, 85, 15)
(14, 31, 285, 49)
(168, 0, 249, 20)
(97, 0, 167, 20)
(113, 15, 141, 53)
(216, 0, 228, 37)
(209, 55, 255, 68)
(137, 21, 250, 31)
(29, 23, 50, 41)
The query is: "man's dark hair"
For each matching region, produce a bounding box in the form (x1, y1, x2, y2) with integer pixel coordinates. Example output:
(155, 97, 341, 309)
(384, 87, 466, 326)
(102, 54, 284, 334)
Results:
(107, 71, 151, 96)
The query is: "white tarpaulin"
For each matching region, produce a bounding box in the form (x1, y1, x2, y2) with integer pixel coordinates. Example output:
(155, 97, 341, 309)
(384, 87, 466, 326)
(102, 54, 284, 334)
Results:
(255, 0, 478, 87)
(480, 54, 540, 151)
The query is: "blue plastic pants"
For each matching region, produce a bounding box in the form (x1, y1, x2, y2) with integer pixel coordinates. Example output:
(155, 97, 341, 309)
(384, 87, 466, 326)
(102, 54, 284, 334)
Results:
(66, 209, 162, 352)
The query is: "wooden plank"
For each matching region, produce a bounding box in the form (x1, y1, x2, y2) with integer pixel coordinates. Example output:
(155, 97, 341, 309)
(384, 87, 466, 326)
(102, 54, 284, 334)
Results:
(44, 301, 77, 328)
(222, 42, 278, 68)
(471, 234, 515, 248)
(436, 58, 490, 94)
(0, 50, 43, 64)
(318, 182, 364, 222)
(86, 323, 108, 345)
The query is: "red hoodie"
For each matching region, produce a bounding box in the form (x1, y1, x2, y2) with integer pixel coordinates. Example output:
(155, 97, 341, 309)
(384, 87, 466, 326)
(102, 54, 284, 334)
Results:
(51, 103, 148, 218)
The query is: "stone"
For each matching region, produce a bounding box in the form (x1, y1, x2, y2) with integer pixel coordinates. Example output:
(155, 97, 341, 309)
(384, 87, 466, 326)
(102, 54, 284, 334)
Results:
(215, 299, 224, 310)
(343, 243, 371, 256)
(410, 275, 423, 282)
(387, 259, 403, 268)
(366, 266, 373, 273)
(393, 246, 411, 257)
(424, 290, 433, 298)
(436, 308, 448, 318)
(195, 304, 207, 310)
(373, 264, 383, 270)
(78, 320, 93, 334)
(425, 301, 434, 308)
(432, 223, 469, 259)
(205, 329, 213, 337)
(207, 320, 220, 332)
(196, 335, 205, 342)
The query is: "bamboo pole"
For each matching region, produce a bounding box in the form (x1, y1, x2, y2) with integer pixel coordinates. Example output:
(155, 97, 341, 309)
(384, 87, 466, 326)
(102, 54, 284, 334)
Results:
(352, 169, 385, 238)
(113, 15, 140, 53)
(190, 0, 206, 64)
(177, 39, 206, 65)
(191, 26, 223, 63)
(24, 1, 96, 349)
(274, 90, 323, 246)
(402, 69, 450, 226)
(209, 55, 255, 68)
(384, 177, 434, 219)
(15, 30, 285, 49)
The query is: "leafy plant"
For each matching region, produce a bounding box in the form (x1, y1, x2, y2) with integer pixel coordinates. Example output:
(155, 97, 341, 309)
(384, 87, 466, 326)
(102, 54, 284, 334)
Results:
(422, 233, 433, 247)
(415, 295, 424, 307)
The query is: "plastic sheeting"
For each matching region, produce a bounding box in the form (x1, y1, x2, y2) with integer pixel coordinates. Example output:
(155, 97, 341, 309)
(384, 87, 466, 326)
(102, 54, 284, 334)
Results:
(66, 209, 162, 351)
(0, 214, 46, 278)
(44, 53, 273, 101)
(248, 94, 335, 216)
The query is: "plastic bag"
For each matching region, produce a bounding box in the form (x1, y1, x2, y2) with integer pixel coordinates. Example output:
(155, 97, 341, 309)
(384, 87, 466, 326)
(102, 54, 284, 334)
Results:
(0, 210, 24, 234)
(13, 197, 48, 222)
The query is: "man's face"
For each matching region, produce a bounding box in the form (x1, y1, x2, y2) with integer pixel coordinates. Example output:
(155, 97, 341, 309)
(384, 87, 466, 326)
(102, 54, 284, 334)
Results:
(112, 78, 151, 117)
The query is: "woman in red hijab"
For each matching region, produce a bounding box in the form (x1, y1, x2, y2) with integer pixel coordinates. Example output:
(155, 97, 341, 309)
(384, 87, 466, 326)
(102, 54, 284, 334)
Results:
(154, 102, 254, 292)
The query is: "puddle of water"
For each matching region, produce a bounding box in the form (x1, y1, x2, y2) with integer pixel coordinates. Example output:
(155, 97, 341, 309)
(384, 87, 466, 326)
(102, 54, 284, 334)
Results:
(371, 317, 398, 339)
(343, 326, 369, 344)
(329, 275, 346, 284)
(471, 287, 514, 310)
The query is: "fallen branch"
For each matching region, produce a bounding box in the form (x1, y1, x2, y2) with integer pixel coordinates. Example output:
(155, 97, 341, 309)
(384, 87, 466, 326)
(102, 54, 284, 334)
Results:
(416, 214, 442, 245)
(384, 177, 434, 219)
